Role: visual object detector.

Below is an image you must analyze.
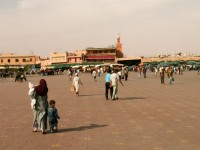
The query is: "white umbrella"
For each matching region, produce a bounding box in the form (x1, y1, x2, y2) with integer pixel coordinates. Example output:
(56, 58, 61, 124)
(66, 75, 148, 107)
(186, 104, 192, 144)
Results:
(9, 66, 19, 69)
(72, 65, 82, 68)
(0, 66, 6, 69)
(95, 65, 101, 68)
(82, 65, 89, 68)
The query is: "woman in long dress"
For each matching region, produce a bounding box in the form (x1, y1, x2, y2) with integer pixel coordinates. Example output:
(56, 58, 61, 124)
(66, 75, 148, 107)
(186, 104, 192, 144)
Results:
(72, 73, 83, 96)
(29, 79, 48, 134)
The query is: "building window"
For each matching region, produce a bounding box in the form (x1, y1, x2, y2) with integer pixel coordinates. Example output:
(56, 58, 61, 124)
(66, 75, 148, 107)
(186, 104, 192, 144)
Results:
(23, 59, 26, 62)
(30, 58, 32, 62)
(1, 59, 3, 63)
(110, 50, 115, 53)
(15, 59, 19, 62)
(8, 59, 10, 63)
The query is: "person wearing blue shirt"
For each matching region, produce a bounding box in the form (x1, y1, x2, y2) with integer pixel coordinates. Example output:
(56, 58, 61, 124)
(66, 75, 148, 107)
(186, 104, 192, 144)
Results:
(105, 70, 113, 100)
(48, 100, 60, 133)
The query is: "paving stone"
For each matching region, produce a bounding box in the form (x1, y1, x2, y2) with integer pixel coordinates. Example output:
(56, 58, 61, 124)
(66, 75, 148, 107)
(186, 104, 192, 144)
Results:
(0, 71, 200, 150)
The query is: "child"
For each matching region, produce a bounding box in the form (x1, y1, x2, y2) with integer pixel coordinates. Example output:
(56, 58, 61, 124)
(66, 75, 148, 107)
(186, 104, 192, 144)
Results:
(28, 82, 36, 109)
(48, 100, 60, 133)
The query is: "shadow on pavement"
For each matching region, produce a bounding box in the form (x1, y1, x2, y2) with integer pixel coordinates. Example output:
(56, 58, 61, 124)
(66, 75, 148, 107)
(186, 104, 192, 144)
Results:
(58, 124, 108, 133)
(80, 94, 104, 97)
(118, 97, 146, 100)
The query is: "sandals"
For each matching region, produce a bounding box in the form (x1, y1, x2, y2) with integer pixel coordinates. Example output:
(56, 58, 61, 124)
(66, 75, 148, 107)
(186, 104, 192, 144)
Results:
(33, 126, 47, 134)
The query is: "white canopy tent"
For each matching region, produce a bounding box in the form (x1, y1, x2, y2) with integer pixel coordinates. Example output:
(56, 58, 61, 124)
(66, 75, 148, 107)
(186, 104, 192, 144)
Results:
(0, 66, 6, 69)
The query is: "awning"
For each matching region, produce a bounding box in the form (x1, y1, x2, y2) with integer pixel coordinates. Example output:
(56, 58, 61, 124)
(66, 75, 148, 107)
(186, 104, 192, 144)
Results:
(45, 66, 55, 69)
(81, 62, 103, 65)
(86, 55, 115, 60)
(9, 66, 20, 69)
(71, 65, 82, 68)
(56, 64, 70, 69)
(0, 66, 6, 69)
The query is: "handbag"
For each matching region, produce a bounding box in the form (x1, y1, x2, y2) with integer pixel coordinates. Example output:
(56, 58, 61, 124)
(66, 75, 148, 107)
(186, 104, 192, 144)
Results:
(70, 86, 75, 92)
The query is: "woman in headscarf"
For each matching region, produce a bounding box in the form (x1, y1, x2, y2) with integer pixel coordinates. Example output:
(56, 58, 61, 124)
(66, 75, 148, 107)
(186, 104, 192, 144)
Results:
(29, 79, 48, 134)
(72, 73, 83, 96)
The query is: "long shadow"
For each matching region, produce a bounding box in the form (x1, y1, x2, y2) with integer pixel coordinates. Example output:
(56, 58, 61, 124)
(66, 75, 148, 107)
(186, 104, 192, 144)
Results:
(58, 124, 108, 133)
(118, 97, 146, 100)
(80, 94, 104, 97)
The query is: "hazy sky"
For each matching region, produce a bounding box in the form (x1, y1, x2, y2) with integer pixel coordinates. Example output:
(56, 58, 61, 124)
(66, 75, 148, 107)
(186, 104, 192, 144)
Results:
(0, 0, 200, 57)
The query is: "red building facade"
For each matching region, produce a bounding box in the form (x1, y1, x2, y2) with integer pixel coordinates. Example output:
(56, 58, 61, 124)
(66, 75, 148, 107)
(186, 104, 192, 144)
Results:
(85, 36, 124, 62)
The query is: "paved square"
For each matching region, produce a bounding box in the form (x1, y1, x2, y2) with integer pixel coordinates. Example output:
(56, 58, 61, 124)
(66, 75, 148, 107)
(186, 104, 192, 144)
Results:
(0, 71, 200, 150)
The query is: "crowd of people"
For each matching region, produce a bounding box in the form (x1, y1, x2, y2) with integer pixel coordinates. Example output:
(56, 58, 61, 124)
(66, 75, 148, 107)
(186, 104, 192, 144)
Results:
(27, 64, 199, 134)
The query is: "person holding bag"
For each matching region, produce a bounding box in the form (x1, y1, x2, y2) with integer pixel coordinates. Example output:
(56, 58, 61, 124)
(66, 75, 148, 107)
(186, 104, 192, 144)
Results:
(28, 79, 48, 134)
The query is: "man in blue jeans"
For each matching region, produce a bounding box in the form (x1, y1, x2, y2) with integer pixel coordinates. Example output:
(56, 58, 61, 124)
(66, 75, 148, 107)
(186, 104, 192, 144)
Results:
(105, 70, 113, 100)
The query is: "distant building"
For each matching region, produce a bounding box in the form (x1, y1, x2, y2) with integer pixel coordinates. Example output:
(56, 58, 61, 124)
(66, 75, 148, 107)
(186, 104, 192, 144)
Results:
(116, 57, 141, 66)
(85, 36, 124, 62)
(50, 52, 68, 64)
(0, 53, 37, 66)
(49, 50, 85, 64)
(67, 50, 86, 64)
(85, 47, 116, 62)
(36, 57, 50, 68)
(0, 36, 124, 67)
(141, 56, 200, 63)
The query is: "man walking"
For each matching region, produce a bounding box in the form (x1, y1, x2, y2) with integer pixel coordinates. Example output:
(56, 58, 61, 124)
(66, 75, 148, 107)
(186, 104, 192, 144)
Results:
(110, 69, 123, 100)
(92, 69, 97, 81)
(105, 70, 113, 100)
